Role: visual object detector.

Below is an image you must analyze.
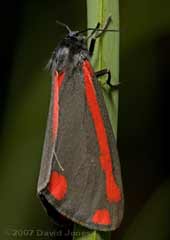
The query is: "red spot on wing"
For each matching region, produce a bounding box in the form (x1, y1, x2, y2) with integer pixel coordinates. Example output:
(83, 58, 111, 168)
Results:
(92, 209, 111, 225)
(52, 71, 65, 141)
(48, 171, 67, 200)
(83, 60, 121, 203)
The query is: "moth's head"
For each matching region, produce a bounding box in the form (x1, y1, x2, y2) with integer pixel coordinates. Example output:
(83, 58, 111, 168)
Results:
(66, 31, 85, 42)
(56, 21, 86, 43)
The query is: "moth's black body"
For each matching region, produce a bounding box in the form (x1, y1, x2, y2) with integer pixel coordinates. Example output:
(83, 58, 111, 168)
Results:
(37, 18, 123, 231)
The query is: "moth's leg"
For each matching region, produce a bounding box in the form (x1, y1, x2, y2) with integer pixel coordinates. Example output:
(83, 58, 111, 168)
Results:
(89, 38, 96, 57)
(95, 69, 120, 89)
(89, 16, 119, 57)
(94, 16, 112, 38)
(87, 22, 100, 57)
(87, 22, 100, 40)
(88, 16, 112, 57)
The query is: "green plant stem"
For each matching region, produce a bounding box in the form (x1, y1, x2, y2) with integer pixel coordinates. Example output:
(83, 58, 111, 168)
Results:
(87, 0, 119, 135)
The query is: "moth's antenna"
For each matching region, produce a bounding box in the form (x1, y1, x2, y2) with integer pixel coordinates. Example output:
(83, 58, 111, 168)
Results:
(56, 20, 72, 33)
(79, 28, 119, 34)
(95, 15, 112, 38)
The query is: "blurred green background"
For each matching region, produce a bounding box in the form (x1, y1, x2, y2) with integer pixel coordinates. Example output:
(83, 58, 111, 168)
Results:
(0, 0, 170, 239)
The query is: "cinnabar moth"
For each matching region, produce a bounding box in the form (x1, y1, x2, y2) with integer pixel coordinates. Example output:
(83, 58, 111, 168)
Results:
(37, 16, 123, 231)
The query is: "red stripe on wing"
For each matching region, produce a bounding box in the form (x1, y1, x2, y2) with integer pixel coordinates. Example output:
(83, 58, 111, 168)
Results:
(52, 71, 65, 142)
(83, 60, 121, 203)
(49, 72, 67, 200)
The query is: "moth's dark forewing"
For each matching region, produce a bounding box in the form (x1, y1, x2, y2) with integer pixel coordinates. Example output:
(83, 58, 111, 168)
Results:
(91, 71, 124, 228)
(38, 62, 123, 231)
(37, 77, 55, 193)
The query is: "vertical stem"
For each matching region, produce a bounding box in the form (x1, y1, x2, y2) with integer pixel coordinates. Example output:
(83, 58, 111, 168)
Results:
(87, 0, 119, 136)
